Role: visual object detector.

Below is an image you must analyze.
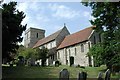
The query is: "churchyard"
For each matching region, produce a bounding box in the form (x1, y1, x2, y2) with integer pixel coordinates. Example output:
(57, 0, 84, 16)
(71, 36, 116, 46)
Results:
(2, 65, 120, 79)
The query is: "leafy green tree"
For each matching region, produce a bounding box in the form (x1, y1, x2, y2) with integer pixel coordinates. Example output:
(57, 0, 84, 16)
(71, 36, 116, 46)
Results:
(19, 48, 36, 60)
(2, 2, 26, 62)
(17, 45, 26, 56)
(88, 43, 104, 67)
(82, 2, 120, 69)
(35, 47, 48, 66)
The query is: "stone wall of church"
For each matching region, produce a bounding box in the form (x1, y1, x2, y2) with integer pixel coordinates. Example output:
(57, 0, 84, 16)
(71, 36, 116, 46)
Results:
(38, 27, 70, 65)
(89, 30, 101, 44)
(57, 41, 91, 66)
(56, 27, 70, 47)
(57, 31, 101, 66)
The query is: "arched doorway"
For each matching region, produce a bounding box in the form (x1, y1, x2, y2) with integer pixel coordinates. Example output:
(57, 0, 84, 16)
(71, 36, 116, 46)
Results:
(70, 56, 74, 66)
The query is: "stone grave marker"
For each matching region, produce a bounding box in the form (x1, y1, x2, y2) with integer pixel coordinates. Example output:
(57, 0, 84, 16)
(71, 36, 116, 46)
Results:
(77, 71, 87, 80)
(105, 69, 111, 80)
(59, 68, 69, 80)
(97, 72, 103, 80)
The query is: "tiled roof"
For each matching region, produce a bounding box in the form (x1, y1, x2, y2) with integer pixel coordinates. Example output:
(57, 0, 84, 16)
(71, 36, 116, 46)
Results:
(33, 27, 63, 48)
(57, 26, 94, 49)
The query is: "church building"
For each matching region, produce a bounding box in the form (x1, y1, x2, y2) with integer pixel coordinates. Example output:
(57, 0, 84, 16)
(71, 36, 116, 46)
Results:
(24, 25, 101, 66)
(57, 26, 101, 66)
(33, 26, 70, 65)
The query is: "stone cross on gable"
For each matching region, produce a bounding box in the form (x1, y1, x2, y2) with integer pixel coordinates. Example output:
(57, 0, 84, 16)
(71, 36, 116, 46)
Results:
(64, 23, 66, 27)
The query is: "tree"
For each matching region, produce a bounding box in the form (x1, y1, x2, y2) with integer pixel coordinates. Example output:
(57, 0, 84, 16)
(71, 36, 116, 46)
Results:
(17, 45, 26, 56)
(35, 47, 48, 66)
(18, 48, 36, 60)
(2, 2, 26, 62)
(88, 43, 104, 67)
(17, 47, 39, 66)
(82, 2, 120, 69)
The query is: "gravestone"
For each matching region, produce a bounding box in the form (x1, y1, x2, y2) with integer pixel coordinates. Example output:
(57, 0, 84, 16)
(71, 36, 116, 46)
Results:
(77, 71, 87, 80)
(59, 68, 69, 80)
(17, 56, 25, 66)
(105, 69, 111, 80)
(27, 58, 35, 66)
(77, 72, 83, 80)
(97, 72, 103, 80)
(27, 58, 31, 66)
(55, 61, 60, 67)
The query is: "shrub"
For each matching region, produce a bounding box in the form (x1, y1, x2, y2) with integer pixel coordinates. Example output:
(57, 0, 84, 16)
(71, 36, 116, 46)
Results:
(55, 61, 60, 67)
(76, 64, 80, 68)
(112, 64, 120, 72)
(80, 66, 85, 69)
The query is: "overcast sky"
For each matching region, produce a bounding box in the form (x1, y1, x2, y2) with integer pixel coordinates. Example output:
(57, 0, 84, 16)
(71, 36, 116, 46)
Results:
(3, 0, 95, 45)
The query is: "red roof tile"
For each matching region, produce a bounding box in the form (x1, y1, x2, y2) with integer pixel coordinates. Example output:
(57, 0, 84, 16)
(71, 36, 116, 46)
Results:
(33, 28, 63, 48)
(57, 26, 94, 49)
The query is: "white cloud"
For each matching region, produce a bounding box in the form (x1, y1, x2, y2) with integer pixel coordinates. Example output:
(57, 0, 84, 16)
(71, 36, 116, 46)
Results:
(83, 11, 90, 17)
(17, 2, 28, 12)
(16, 2, 49, 29)
(89, 16, 96, 21)
(4, 0, 82, 3)
(53, 25, 62, 31)
(36, 14, 50, 22)
(21, 15, 29, 25)
(83, 11, 96, 21)
(48, 3, 80, 19)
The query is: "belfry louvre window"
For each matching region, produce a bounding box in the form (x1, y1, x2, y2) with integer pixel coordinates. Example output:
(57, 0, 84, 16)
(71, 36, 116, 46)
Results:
(36, 33, 38, 38)
(81, 44, 84, 52)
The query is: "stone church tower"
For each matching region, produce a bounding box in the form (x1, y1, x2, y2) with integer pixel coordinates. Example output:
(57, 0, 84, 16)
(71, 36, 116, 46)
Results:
(24, 27, 45, 48)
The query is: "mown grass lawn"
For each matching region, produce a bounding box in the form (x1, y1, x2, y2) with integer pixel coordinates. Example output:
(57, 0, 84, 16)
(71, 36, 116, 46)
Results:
(2, 65, 120, 79)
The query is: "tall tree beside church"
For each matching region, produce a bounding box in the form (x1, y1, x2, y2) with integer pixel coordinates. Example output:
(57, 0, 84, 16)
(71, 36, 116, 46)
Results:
(82, 2, 120, 69)
(35, 47, 48, 67)
(2, 2, 26, 62)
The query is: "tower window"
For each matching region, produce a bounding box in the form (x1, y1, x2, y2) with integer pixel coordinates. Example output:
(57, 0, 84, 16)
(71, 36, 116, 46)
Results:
(36, 33, 38, 38)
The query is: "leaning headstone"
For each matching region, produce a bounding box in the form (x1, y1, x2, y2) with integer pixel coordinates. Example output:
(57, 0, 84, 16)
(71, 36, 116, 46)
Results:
(26, 58, 31, 66)
(59, 68, 69, 80)
(105, 69, 111, 80)
(9, 61, 13, 67)
(97, 72, 103, 80)
(55, 61, 59, 67)
(77, 72, 83, 80)
(77, 71, 87, 80)
(27, 58, 35, 66)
